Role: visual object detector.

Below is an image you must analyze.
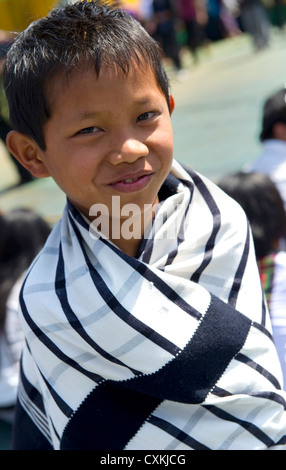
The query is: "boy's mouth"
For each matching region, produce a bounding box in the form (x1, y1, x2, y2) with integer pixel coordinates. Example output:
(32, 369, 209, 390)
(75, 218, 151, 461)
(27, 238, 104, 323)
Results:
(109, 172, 153, 193)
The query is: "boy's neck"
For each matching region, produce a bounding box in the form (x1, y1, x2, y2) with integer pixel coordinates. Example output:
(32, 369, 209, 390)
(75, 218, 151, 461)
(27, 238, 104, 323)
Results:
(112, 199, 159, 257)
(112, 236, 142, 258)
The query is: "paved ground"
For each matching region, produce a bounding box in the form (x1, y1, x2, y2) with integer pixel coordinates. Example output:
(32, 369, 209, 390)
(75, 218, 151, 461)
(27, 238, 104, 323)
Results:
(1, 27, 286, 449)
(171, 27, 286, 180)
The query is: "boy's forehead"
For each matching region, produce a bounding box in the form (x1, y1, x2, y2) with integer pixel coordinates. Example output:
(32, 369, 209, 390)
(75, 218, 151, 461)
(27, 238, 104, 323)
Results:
(47, 60, 160, 105)
(55, 57, 154, 80)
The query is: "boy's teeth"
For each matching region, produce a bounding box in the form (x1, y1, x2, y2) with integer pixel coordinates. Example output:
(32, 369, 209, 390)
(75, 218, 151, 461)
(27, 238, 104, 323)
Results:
(123, 177, 139, 183)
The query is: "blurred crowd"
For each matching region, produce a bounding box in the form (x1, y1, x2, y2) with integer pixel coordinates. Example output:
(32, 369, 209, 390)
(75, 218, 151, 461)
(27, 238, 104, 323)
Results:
(115, 0, 284, 70)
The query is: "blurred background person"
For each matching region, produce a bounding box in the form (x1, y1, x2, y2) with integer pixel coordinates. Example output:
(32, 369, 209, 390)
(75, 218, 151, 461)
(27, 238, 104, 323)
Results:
(0, 1, 57, 189)
(273, 0, 285, 29)
(239, 0, 271, 50)
(218, 171, 286, 390)
(247, 89, 286, 211)
(0, 30, 34, 187)
(151, 0, 184, 74)
(220, 0, 241, 37)
(205, 0, 226, 41)
(176, 0, 208, 63)
(0, 208, 50, 425)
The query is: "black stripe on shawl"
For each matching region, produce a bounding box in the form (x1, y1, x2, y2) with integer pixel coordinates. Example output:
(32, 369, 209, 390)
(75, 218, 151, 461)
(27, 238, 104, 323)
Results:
(236, 353, 282, 390)
(123, 294, 252, 403)
(24, 340, 76, 419)
(55, 242, 142, 376)
(13, 363, 53, 450)
(122, 257, 202, 321)
(19, 357, 47, 414)
(13, 399, 53, 450)
(68, 213, 189, 356)
(68, 203, 202, 323)
(260, 282, 268, 328)
(253, 320, 273, 341)
(61, 380, 162, 450)
(275, 434, 286, 446)
(141, 173, 186, 264)
(147, 415, 210, 450)
(164, 182, 193, 266)
(156, 173, 194, 266)
(213, 385, 286, 410)
(228, 221, 250, 307)
(203, 404, 275, 448)
(19, 280, 101, 403)
(60, 294, 251, 449)
(183, 167, 250, 310)
(24, 340, 77, 419)
(185, 170, 221, 284)
(182, 167, 251, 311)
(27, 343, 74, 418)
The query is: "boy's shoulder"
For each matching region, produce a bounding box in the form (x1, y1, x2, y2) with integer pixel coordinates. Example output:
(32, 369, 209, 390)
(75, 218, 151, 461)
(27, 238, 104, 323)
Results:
(23, 218, 62, 286)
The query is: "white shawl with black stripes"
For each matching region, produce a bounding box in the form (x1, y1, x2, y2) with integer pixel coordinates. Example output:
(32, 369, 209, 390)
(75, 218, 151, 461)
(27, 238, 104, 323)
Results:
(14, 160, 286, 450)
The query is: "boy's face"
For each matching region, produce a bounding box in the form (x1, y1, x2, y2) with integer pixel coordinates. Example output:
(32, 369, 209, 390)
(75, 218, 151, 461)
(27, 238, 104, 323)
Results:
(27, 63, 173, 228)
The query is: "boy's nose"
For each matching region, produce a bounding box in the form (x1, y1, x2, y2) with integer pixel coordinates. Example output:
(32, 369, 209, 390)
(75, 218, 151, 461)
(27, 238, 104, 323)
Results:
(108, 137, 149, 165)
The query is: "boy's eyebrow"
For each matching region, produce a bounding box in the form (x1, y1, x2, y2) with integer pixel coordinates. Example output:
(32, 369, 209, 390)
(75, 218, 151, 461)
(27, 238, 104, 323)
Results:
(70, 98, 155, 123)
(76, 111, 101, 122)
(134, 97, 152, 105)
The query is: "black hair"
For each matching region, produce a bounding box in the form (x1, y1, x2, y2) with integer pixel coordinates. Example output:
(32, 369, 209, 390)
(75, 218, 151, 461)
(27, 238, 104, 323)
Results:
(3, 0, 170, 150)
(218, 171, 286, 259)
(260, 89, 286, 141)
(0, 208, 50, 332)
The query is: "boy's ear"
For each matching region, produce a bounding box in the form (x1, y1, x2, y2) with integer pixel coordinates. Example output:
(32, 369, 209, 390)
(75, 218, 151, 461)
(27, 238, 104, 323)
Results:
(169, 94, 175, 115)
(6, 130, 50, 178)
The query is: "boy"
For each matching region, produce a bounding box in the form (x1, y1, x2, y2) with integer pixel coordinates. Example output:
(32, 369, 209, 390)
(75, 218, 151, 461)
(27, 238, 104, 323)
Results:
(4, 0, 286, 450)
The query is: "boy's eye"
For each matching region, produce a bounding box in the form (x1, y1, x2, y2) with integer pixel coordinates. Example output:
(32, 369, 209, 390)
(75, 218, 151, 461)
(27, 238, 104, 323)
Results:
(78, 126, 100, 134)
(137, 112, 156, 122)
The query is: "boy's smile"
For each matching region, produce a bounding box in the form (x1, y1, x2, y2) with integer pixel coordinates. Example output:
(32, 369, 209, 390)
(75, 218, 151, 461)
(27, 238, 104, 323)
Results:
(36, 63, 174, 244)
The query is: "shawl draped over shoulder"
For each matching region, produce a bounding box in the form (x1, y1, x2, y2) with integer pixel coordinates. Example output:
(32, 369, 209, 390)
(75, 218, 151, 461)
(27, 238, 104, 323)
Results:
(13, 161, 286, 450)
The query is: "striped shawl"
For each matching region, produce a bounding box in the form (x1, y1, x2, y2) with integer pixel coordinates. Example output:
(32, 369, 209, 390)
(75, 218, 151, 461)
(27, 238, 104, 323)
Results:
(13, 161, 286, 450)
